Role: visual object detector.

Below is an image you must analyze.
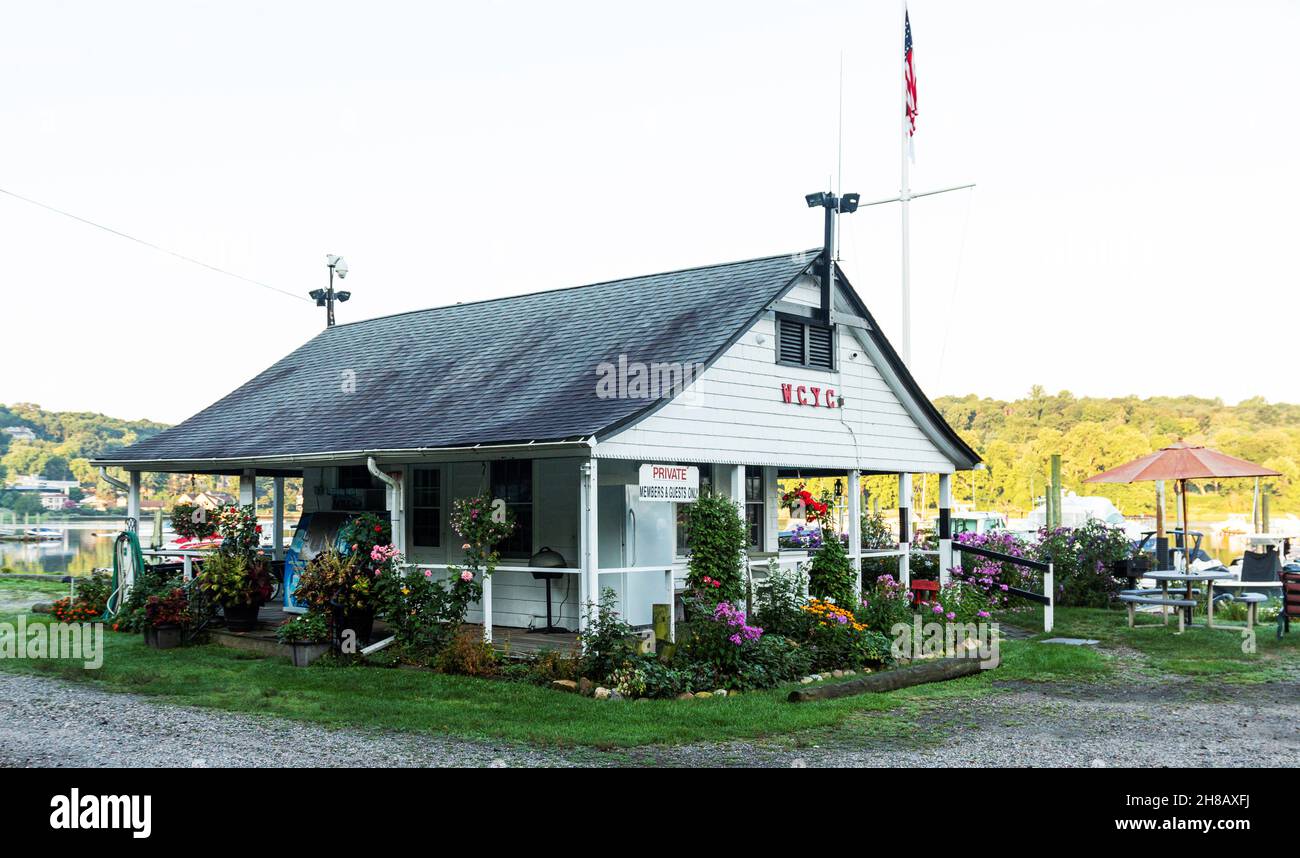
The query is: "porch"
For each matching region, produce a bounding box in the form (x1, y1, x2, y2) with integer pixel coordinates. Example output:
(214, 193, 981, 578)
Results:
(118, 456, 966, 647)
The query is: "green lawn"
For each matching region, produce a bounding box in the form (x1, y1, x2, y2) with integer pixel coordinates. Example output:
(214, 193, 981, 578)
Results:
(9, 596, 1286, 748)
(0, 575, 69, 614)
(0, 575, 69, 594)
(1006, 606, 1300, 683)
(0, 608, 1109, 748)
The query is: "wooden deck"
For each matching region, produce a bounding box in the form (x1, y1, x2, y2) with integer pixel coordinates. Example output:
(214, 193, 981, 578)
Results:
(208, 606, 578, 660)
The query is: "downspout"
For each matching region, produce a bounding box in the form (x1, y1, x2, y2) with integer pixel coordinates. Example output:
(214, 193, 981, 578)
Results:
(99, 466, 130, 494)
(364, 456, 401, 655)
(366, 457, 405, 545)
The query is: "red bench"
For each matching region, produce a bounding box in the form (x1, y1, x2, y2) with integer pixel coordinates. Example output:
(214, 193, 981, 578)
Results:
(909, 578, 941, 606)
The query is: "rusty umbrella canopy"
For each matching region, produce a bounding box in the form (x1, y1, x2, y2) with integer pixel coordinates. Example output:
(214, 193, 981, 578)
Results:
(1084, 442, 1281, 565)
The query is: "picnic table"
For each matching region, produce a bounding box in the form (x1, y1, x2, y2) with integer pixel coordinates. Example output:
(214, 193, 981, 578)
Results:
(1144, 571, 1237, 629)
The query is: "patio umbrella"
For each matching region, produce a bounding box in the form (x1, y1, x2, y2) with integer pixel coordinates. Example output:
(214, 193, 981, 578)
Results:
(1084, 443, 1280, 566)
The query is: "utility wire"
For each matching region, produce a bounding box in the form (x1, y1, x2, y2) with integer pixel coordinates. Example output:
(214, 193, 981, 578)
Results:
(0, 186, 310, 302)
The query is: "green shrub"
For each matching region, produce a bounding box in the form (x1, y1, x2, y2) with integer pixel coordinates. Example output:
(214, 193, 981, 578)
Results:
(372, 565, 477, 663)
(857, 572, 913, 636)
(578, 587, 637, 682)
(683, 491, 747, 606)
(115, 566, 183, 633)
(276, 612, 329, 644)
(520, 648, 579, 684)
(917, 581, 994, 625)
(197, 551, 273, 607)
(802, 598, 891, 670)
(807, 536, 856, 606)
(754, 560, 810, 638)
(1034, 520, 1131, 608)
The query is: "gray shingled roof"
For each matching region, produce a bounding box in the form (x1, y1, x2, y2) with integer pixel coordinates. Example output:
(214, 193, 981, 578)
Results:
(98, 251, 818, 463)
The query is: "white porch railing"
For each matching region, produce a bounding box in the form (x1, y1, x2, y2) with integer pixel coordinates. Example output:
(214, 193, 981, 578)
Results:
(745, 552, 811, 601)
(402, 563, 677, 644)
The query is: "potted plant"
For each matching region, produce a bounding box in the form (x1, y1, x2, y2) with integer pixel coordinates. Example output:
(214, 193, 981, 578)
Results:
(144, 588, 191, 649)
(294, 549, 374, 648)
(276, 613, 330, 667)
(195, 504, 273, 632)
(196, 551, 273, 632)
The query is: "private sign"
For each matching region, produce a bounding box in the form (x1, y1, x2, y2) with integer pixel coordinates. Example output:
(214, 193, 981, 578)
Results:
(638, 464, 700, 502)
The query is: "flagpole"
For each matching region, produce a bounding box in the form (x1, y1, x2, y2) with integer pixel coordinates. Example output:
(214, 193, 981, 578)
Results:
(900, 0, 912, 366)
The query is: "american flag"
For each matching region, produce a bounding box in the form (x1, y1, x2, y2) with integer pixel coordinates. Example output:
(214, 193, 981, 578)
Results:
(904, 9, 917, 159)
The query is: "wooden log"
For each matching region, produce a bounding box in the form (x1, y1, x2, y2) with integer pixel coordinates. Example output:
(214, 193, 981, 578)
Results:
(787, 657, 986, 702)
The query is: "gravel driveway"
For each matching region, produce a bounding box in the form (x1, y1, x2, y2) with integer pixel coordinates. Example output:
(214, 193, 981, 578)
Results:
(2, 672, 1296, 767)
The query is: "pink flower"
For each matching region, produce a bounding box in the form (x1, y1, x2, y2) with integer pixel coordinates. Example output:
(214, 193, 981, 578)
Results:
(946, 612, 956, 621)
(424, 570, 432, 578)
(460, 570, 473, 582)
(462, 543, 471, 550)
(931, 604, 943, 614)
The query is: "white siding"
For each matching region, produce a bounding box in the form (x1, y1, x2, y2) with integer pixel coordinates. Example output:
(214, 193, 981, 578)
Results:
(595, 315, 953, 473)
(436, 458, 584, 631)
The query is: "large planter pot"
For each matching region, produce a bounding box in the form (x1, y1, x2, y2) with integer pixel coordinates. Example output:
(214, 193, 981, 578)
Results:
(222, 602, 263, 632)
(288, 641, 330, 668)
(150, 624, 182, 650)
(331, 606, 375, 648)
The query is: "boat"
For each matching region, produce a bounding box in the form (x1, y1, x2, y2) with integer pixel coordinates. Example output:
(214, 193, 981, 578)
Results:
(26, 527, 62, 541)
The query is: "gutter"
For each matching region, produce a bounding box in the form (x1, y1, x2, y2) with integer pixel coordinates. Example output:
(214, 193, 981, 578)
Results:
(88, 438, 594, 471)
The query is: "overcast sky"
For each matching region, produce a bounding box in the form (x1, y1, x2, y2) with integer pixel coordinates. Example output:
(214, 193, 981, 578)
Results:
(1, 0, 1296, 424)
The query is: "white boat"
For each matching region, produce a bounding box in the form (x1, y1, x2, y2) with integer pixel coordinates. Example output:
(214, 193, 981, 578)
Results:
(26, 527, 61, 541)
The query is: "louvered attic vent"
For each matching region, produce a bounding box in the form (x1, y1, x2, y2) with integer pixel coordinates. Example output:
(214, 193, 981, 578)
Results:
(777, 317, 834, 370)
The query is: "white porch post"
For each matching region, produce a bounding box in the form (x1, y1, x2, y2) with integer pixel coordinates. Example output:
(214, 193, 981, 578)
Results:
(729, 464, 745, 505)
(898, 472, 912, 588)
(938, 473, 953, 586)
(762, 466, 779, 553)
(127, 471, 141, 527)
(239, 468, 256, 507)
(848, 469, 862, 601)
(580, 459, 599, 629)
(272, 476, 286, 560)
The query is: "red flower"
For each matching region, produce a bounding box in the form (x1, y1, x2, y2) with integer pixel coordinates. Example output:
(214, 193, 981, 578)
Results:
(255, 525, 263, 533)
(374, 525, 383, 533)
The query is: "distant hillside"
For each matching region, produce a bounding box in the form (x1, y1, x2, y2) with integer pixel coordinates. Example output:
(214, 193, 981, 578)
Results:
(929, 389, 1299, 516)
(4, 393, 1294, 520)
(0, 402, 169, 492)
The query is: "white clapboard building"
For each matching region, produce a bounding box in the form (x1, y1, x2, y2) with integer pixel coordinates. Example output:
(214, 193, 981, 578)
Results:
(94, 247, 979, 638)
